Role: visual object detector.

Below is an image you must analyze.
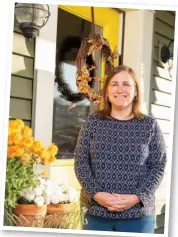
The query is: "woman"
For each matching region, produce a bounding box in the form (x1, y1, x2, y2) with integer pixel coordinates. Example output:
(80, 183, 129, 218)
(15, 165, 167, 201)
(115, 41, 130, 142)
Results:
(74, 65, 167, 233)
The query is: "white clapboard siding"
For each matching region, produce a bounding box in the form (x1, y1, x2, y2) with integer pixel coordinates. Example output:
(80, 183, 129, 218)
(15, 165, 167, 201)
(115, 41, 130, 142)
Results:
(154, 33, 174, 51)
(13, 32, 35, 58)
(153, 63, 172, 81)
(150, 104, 171, 120)
(163, 133, 170, 148)
(153, 47, 159, 63)
(151, 11, 175, 234)
(153, 46, 173, 65)
(158, 175, 167, 189)
(157, 119, 171, 134)
(152, 76, 172, 94)
(155, 186, 168, 202)
(151, 90, 171, 107)
(154, 19, 174, 39)
(155, 11, 175, 27)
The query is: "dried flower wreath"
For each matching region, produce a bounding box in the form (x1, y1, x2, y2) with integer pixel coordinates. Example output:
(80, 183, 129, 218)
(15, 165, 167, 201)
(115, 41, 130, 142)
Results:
(75, 33, 118, 102)
(55, 36, 96, 103)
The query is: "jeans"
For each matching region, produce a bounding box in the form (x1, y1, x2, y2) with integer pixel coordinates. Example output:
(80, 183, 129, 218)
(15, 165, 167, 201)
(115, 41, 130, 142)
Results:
(83, 214, 155, 233)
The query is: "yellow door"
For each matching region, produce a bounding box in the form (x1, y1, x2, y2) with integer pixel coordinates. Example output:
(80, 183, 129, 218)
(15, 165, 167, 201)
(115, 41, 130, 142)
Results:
(59, 5, 120, 70)
(51, 5, 121, 190)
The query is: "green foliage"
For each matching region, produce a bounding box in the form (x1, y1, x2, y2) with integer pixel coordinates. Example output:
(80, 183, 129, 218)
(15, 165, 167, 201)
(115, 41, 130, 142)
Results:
(5, 158, 39, 209)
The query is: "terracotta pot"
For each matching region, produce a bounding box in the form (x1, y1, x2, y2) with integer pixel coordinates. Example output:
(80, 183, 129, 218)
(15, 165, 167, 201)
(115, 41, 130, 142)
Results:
(47, 203, 73, 215)
(44, 203, 74, 229)
(12, 204, 47, 227)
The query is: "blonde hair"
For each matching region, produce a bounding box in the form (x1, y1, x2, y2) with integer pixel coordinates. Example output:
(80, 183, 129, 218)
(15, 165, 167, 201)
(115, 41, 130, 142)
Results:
(98, 65, 144, 120)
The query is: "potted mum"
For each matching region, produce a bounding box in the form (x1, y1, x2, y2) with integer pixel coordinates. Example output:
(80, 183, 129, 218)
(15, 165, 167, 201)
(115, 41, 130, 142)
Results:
(45, 180, 80, 214)
(4, 119, 58, 227)
(43, 180, 80, 229)
(12, 176, 48, 227)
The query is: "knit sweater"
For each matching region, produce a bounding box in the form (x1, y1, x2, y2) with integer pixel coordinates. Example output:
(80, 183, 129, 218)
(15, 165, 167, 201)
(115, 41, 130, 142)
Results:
(74, 114, 167, 219)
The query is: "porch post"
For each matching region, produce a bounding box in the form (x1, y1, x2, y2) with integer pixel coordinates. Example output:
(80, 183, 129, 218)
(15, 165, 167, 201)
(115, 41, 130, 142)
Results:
(123, 10, 155, 114)
(32, 5, 58, 146)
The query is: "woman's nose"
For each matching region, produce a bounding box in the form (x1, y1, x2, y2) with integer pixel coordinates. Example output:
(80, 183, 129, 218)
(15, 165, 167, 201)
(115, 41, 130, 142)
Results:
(116, 85, 124, 93)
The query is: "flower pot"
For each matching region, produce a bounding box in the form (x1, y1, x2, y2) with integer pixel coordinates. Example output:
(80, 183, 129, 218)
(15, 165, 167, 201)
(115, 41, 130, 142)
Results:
(47, 203, 73, 215)
(44, 203, 74, 229)
(12, 204, 47, 227)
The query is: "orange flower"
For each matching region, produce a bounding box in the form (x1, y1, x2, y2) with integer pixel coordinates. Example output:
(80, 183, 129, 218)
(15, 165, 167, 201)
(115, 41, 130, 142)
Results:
(7, 146, 17, 159)
(22, 126, 32, 137)
(42, 157, 49, 165)
(40, 151, 50, 165)
(31, 140, 45, 154)
(8, 133, 22, 145)
(8, 144, 25, 158)
(49, 156, 56, 163)
(48, 143, 58, 156)
(39, 148, 48, 159)
(15, 146, 25, 157)
(20, 137, 34, 148)
(8, 120, 22, 134)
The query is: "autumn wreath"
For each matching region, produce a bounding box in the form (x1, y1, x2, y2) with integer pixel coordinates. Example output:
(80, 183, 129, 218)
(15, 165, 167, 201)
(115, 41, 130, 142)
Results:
(75, 34, 118, 102)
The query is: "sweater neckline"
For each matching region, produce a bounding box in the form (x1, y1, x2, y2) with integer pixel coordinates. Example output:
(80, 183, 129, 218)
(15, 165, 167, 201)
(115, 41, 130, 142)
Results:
(109, 115, 136, 122)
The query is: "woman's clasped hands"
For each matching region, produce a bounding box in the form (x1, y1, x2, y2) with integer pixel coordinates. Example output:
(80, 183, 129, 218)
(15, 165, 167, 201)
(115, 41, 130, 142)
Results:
(93, 192, 141, 212)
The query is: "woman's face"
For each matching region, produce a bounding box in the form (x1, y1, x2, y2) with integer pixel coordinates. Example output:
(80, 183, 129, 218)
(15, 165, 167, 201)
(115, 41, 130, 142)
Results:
(107, 71, 136, 109)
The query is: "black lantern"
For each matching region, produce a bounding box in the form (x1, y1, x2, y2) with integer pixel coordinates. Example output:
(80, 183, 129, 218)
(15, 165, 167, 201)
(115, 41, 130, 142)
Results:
(160, 39, 174, 63)
(14, 3, 51, 40)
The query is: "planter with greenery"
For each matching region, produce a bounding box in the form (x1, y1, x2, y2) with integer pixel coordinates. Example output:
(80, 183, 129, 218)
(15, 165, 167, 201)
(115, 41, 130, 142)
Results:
(4, 119, 58, 227)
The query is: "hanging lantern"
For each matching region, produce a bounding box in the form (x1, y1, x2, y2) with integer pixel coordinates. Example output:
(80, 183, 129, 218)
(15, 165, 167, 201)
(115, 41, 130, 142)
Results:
(160, 39, 174, 63)
(14, 3, 51, 40)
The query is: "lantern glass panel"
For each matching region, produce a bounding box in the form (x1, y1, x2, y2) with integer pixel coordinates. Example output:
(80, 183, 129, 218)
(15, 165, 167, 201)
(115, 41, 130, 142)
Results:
(15, 3, 48, 27)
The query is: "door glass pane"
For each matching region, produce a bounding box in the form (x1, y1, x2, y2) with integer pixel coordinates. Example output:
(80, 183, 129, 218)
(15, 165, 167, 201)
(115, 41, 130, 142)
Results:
(52, 8, 102, 159)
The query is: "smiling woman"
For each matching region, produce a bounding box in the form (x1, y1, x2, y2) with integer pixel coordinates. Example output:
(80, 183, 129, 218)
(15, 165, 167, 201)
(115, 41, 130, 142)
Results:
(74, 65, 167, 233)
(107, 71, 136, 113)
(100, 65, 143, 120)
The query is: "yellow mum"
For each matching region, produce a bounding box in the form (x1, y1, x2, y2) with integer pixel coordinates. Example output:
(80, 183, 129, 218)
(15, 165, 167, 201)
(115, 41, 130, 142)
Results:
(40, 151, 50, 165)
(49, 156, 56, 163)
(31, 140, 45, 154)
(41, 157, 49, 165)
(39, 148, 48, 159)
(15, 119, 25, 128)
(22, 126, 32, 137)
(48, 143, 58, 156)
(8, 133, 22, 145)
(15, 146, 25, 157)
(20, 137, 34, 148)
(8, 120, 22, 134)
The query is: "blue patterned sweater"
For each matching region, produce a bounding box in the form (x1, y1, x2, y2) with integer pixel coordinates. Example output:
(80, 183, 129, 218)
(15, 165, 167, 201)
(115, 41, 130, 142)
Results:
(74, 114, 167, 219)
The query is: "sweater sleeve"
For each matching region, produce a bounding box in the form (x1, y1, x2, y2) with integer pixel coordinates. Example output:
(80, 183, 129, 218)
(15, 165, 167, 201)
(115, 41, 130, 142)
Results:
(74, 115, 101, 199)
(134, 119, 167, 207)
